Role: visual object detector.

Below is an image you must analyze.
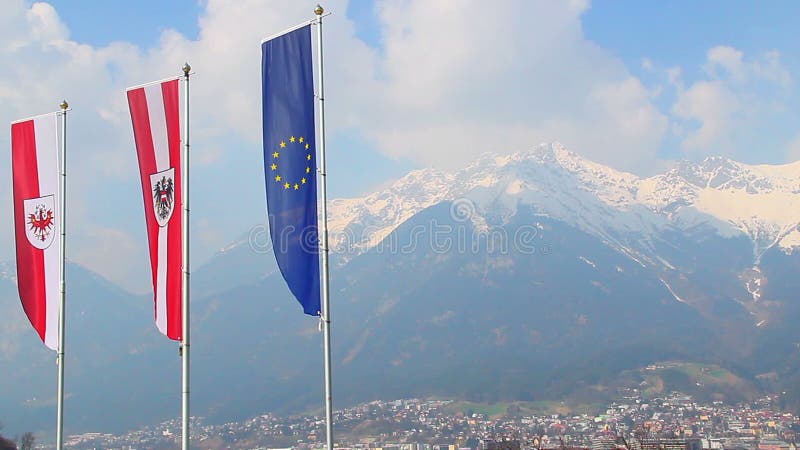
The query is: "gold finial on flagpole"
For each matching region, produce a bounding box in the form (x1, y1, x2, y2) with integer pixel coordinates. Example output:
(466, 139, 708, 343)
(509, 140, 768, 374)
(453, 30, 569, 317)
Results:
(60, 100, 68, 110)
(182, 62, 191, 76)
(315, 4, 324, 15)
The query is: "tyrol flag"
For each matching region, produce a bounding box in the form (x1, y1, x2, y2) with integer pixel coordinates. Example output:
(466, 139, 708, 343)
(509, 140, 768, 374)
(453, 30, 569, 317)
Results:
(11, 115, 61, 350)
(127, 79, 183, 340)
(262, 25, 321, 316)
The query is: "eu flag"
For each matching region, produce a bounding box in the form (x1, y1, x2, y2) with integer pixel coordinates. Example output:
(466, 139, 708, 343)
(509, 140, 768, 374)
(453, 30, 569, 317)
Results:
(262, 25, 320, 316)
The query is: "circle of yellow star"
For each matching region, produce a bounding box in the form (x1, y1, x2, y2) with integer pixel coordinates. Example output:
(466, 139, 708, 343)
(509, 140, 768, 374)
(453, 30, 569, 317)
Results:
(272, 135, 314, 192)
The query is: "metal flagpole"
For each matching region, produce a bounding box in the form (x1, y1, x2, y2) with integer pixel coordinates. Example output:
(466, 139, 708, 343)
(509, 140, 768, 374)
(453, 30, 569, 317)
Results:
(314, 5, 334, 450)
(56, 100, 68, 450)
(181, 62, 191, 450)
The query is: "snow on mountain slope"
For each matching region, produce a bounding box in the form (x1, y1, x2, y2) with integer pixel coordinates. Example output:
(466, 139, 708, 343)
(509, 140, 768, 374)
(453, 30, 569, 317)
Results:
(327, 143, 800, 266)
(328, 168, 455, 255)
(328, 142, 662, 260)
(638, 157, 800, 258)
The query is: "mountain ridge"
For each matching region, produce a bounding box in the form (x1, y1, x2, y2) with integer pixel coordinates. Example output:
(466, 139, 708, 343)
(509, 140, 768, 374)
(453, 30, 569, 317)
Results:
(6, 143, 800, 435)
(328, 143, 800, 259)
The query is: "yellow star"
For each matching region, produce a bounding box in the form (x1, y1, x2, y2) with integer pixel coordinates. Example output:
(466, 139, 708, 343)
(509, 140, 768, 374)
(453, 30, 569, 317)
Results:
(294, 183, 300, 190)
(284, 182, 290, 189)
(306, 167, 311, 174)
(307, 154, 312, 161)
(270, 163, 277, 171)
(275, 175, 282, 182)
(299, 137, 304, 143)
(301, 178, 307, 184)
(280, 141, 286, 148)
(305, 143, 310, 150)
(290, 136, 296, 143)
(272, 151, 279, 158)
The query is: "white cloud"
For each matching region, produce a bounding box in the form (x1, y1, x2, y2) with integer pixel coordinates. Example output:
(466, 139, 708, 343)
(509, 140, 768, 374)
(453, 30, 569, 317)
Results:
(671, 46, 791, 154)
(590, 77, 667, 145)
(754, 50, 791, 89)
(705, 45, 791, 88)
(70, 226, 148, 289)
(705, 46, 746, 83)
(360, 0, 666, 173)
(672, 80, 740, 151)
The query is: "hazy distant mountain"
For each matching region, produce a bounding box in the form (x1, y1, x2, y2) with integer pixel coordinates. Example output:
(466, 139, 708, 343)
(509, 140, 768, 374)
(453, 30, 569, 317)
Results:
(0, 263, 176, 436)
(5, 143, 800, 436)
(189, 143, 800, 419)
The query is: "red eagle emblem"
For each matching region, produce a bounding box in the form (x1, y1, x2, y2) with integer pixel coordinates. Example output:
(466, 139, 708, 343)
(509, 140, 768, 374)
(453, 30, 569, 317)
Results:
(27, 204, 54, 242)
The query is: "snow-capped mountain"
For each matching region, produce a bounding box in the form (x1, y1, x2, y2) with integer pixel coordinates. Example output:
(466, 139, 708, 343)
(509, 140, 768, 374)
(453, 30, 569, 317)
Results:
(639, 156, 800, 258)
(329, 142, 800, 266)
(328, 168, 456, 257)
(8, 143, 800, 434)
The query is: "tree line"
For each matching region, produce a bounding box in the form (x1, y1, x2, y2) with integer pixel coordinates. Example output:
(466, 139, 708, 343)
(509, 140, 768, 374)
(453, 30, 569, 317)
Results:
(0, 422, 35, 450)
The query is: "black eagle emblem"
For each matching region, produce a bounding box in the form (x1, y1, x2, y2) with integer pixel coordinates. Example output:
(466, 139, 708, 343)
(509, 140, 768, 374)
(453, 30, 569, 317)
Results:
(153, 176, 175, 221)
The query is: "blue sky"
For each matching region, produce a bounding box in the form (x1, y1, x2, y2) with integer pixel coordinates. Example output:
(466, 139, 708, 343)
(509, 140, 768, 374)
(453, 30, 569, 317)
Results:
(585, 1, 800, 63)
(583, 1, 800, 163)
(47, 0, 201, 47)
(1, 0, 799, 291)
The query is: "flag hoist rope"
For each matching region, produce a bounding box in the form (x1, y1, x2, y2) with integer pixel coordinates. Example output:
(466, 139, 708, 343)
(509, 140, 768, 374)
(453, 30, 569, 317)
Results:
(56, 100, 68, 450)
(315, 5, 334, 450)
(181, 62, 192, 450)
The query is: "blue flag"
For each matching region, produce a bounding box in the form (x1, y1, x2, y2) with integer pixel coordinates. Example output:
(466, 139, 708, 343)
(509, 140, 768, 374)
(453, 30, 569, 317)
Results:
(262, 25, 320, 316)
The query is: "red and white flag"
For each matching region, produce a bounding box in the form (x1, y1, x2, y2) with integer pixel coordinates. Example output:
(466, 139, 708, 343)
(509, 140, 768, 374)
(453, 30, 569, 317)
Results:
(127, 79, 183, 341)
(11, 115, 61, 351)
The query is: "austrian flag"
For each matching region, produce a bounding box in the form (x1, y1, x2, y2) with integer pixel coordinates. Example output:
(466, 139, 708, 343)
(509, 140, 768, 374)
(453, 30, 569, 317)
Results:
(11, 115, 61, 350)
(127, 79, 183, 340)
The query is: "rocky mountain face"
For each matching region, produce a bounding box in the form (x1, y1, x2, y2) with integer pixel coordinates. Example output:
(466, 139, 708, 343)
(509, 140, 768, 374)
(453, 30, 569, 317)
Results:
(327, 143, 800, 325)
(4, 143, 800, 436)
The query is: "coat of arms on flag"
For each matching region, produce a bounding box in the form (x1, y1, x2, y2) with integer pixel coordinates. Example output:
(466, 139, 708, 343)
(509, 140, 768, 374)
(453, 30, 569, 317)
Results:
(23, 194, 56, 250)
(12, 115, 61, 350)
(150, 168, 176, 227)
(128, 77, 182, 340)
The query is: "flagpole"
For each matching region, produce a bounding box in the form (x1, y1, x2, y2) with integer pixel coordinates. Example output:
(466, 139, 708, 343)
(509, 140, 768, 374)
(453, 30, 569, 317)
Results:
(181, 62, 191, 450)
(315, 5, 334, 450)
(56, 100, 68, 450)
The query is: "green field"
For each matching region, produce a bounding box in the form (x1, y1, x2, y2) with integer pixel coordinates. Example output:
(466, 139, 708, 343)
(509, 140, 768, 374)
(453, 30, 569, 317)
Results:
(638, 361, 758, 402)
(442, 399, 602, 419)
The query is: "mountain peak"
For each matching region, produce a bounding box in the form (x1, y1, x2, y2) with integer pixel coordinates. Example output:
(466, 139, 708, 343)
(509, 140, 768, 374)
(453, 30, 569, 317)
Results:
(669, 156, 751, 190)
(523, 141, 572, 162)
(386, 167, 453, 194)
(292, 144, 800, 266)
(464, 142, 579, 173)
